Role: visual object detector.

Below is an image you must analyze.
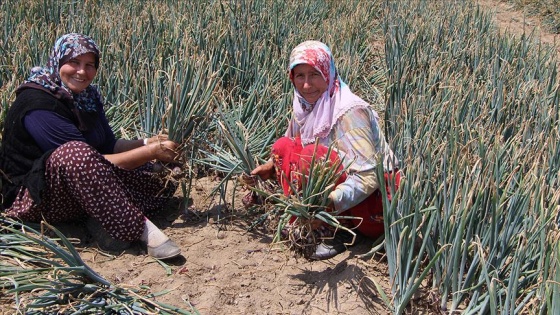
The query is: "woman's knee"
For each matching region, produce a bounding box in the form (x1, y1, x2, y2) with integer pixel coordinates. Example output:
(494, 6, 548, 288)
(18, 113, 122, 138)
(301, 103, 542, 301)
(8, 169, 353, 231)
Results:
(47, 141, 103, 172)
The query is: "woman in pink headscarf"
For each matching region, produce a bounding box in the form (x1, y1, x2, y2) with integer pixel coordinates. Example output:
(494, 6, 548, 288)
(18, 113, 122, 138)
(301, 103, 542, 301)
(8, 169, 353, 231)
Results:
(251, 40, 401, 260)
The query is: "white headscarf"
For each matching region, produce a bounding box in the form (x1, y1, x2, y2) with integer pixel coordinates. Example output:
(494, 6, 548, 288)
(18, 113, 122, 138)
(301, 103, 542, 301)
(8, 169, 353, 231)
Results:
(289, 40, 377, 145)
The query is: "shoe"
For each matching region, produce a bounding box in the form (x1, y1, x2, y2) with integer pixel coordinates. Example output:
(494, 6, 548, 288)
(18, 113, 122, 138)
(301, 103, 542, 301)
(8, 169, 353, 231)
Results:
(86, 217, 131, 252)
(147, 239, 181, 259)
(309, 230, 361, 260)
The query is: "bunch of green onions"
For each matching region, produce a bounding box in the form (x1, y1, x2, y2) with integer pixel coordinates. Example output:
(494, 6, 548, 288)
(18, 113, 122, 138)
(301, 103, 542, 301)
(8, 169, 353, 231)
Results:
(0, 217, 197, 314)
(252, 145, 358, 256)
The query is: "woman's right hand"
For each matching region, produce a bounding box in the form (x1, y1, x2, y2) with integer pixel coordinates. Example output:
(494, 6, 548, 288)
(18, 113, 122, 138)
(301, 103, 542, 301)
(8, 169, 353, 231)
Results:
(105, 138, 181, 170)
(240, 160, 275, 187)
(250, 160, 275, 181)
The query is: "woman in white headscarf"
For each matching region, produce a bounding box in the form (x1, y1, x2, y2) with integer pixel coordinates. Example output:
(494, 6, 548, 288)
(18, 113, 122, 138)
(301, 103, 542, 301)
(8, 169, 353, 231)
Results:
(251, 40, 401, 260)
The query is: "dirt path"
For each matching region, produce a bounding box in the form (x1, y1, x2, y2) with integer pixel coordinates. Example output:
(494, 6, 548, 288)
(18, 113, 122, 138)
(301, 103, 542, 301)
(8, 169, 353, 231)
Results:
(477, 0, 559, 58)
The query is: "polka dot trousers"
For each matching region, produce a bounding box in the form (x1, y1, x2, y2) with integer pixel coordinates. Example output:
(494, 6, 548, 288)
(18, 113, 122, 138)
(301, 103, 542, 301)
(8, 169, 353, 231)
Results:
(6, 141, 176, 241)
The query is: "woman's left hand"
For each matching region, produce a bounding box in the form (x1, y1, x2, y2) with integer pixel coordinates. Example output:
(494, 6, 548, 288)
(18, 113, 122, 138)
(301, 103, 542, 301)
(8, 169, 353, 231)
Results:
(148, 140, 181, 163)
(145, 134, 169, 145)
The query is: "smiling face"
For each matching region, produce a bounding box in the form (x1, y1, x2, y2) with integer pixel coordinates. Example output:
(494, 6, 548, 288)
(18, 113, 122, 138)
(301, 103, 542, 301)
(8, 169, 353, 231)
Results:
(59, 52, 97, 94)
(292, 64, 328, 105)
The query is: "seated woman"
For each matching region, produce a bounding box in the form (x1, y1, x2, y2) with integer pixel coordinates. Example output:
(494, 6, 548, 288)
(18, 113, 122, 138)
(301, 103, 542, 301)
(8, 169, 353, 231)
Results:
(0, 33, 182, 259)
(251, 40, 401, 260)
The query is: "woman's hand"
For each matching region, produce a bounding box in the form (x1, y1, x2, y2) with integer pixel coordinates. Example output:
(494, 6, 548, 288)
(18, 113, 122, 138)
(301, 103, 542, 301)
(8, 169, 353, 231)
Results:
(105, 137, 181, 170)
(145, 134, 169, 145)
(148, 140, 180, 163)
(250, 160, 275, 181)
(113, 134, 170, 154)
(239, 160, 275, 187)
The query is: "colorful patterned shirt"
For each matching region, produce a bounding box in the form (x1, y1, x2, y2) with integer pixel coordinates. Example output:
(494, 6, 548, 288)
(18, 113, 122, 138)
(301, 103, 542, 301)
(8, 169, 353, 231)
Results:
(286, 106, 399, 212)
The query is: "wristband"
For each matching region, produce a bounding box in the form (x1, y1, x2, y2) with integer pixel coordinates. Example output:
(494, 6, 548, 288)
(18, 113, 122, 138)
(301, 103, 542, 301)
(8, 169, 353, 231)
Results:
(143, 138, 149, 146)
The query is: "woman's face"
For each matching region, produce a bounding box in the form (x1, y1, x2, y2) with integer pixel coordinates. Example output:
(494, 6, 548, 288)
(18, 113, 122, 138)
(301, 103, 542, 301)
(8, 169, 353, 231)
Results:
(292, 64, 328, 104)
(59, 52, 97, 94)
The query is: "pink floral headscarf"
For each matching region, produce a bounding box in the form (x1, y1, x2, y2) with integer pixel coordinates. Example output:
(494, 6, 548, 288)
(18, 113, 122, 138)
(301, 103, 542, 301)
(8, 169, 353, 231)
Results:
(289, 40, 376, 145)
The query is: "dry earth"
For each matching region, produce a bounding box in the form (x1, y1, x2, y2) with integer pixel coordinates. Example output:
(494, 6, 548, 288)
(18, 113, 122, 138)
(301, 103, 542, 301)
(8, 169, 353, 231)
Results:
(477, 0, 559, 57)
(73, 177, 394, 315)
(3, 1, 559, 315)
(14, 176, 393, 315)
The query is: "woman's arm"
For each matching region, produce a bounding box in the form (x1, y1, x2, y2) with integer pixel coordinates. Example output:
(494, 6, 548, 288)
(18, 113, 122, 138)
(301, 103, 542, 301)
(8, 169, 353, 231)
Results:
(112, 138, 143, 153)
(112, 134, 169, 153)
(24, 110, 88, 151)
(249, 117, 299, 181)
(24, 110, 180, 170)
(104, 139, 180, 170)
(250, 159, 275, 180)
(329, 107, 383, 212)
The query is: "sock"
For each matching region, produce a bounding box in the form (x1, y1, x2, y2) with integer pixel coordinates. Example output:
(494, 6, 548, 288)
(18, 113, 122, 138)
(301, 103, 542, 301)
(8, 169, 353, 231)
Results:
(140, 218, 169, 247)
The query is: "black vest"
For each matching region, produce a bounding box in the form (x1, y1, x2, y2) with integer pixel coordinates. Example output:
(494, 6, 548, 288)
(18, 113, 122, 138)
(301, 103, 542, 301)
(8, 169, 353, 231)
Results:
(0, 88, 78, 208)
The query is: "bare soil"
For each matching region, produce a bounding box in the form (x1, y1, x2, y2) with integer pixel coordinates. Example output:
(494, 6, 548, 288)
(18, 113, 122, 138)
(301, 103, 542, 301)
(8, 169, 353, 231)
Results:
(0, 177, 397, 315)
(477, 0, 559, 58)
(68, 177, 393, 315)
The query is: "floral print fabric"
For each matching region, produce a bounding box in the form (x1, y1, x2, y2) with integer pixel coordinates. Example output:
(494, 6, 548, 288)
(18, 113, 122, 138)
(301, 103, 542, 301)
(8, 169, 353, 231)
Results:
(6, 141, 175, 241)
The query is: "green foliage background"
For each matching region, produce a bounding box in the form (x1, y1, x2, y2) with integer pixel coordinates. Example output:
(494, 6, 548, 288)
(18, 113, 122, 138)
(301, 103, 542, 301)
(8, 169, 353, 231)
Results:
(1, 0, 560, 314)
